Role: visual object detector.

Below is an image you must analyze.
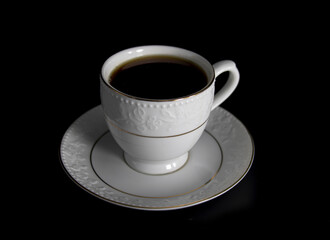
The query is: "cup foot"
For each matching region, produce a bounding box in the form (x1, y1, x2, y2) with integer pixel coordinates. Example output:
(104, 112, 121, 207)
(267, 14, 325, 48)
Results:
(123, 152, 189, 175)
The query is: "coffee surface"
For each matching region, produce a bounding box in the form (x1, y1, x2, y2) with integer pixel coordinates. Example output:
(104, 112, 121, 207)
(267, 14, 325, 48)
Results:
(109, 56, 208, 99)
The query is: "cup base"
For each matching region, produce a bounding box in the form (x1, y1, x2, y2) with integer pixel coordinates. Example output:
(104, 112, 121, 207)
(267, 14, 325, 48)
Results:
(123, 152, 189, 175)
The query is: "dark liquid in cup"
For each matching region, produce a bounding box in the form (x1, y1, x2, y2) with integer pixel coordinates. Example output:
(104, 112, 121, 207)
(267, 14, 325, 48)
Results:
(109, 56, 208, 99)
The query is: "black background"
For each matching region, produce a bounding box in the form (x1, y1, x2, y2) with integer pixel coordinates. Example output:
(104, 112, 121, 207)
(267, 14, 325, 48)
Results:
(9, 5, 316, 236)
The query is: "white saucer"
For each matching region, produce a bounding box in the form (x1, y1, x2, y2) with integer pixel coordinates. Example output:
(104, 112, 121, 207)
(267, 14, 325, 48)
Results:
(60, 105, 254, 210)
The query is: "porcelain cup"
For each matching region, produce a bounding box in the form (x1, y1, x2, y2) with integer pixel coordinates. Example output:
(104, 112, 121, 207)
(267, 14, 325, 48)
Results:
(100, 45, 239, 175)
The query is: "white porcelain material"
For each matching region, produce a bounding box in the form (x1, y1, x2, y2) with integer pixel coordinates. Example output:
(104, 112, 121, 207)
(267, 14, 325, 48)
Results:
(100, 45, 239, 174)
(60, 106, 254, 210)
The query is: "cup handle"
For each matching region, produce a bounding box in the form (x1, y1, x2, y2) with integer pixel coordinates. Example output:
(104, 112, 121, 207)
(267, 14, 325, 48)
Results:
(211, 60, 240, 111)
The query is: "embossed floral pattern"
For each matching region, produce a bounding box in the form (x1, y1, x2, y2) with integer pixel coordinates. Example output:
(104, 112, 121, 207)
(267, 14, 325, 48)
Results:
(115, 95, 211, 134)
(101, 79, 215, 135)
(127, 106, 176, 131)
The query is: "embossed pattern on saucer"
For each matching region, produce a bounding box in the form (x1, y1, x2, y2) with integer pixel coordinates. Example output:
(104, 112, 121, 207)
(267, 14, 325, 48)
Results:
(60, 105, 254, 210)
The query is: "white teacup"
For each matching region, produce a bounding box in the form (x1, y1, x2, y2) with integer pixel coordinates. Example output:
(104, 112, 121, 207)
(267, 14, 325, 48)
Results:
(101, 45, 239, 175)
